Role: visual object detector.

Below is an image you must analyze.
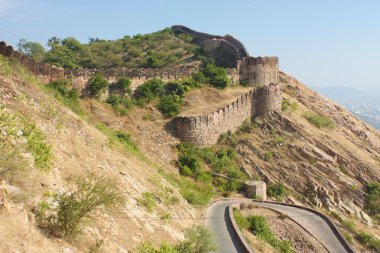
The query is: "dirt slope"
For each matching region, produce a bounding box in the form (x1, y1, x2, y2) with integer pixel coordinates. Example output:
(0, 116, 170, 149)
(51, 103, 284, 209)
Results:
(0, 57, 197, 253)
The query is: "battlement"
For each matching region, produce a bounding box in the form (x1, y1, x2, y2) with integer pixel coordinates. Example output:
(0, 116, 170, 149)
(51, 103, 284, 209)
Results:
(238, 56, 279, 87)
(175, 85, 281, 147)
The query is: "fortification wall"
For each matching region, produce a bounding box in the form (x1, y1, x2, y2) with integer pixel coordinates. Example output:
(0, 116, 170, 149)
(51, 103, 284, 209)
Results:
(176, 84, 282, 147)
(239, 56, 279, 87)
(0, 41, 239, 92)
(171, 25, 249, 60)
(176, 90, 255, 146)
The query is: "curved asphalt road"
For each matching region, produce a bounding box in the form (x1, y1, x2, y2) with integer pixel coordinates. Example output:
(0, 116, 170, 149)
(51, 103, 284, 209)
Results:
(206, 200, 350, 253)
(205, 200, 246, 253)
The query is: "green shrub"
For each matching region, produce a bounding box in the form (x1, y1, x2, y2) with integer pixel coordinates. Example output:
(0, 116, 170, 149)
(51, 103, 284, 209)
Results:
(267, 182, 287, 199)
(0, 107, 51, 171)
(133, 78, 164, 105)
(357, 232, 380, 252)
(47, 79, 82, 114)
(178, 154, 202, 177)
(304, 112, 335, 129)
(161, 172, 214, 207)
(218, 131, 238, 146)
(365, 182, 380, 217)
(281, 99, 298, 112)
(177, 225, 217, 253)
(115, 131, 138, 152)
(247, 215, 294, 253)
(88, 74, 108, 98)
(35, 174, 125, 240)
(115, 76, 132, 94)
(22, 122, 52, 170)
(157, 94, 181, 117)
(200, 62, 229, 89)
(137, 192, 156, 213)
(233, 210, 250, 230)
(138, 225, 217, 253)
(239, 119, 256, 133)
(264, 151, 273, 161)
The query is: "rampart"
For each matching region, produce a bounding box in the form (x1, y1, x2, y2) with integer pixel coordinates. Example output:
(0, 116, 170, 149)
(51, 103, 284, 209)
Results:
(175, 83, 281, 147)
(0, 41, 238, 91)
(171, 25, 249, 60)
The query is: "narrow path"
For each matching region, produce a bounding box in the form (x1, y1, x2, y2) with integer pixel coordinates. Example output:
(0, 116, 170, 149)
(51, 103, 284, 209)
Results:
(206, 199, 352, 253)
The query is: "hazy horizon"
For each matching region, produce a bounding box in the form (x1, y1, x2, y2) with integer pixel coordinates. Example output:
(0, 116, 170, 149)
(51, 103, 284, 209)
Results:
(1, 0, 379, 90)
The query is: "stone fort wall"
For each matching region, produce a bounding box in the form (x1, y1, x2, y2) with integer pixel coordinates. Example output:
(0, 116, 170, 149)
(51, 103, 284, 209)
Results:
(176, 83, 281, 147)
(0, 41, 239, 91)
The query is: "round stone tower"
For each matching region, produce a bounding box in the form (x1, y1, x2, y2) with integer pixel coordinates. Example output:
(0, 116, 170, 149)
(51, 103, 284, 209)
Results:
(254, 83, 282, 116)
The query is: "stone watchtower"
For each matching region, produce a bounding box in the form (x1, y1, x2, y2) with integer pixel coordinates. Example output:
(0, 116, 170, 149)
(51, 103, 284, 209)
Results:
(238, 56, 279, 87)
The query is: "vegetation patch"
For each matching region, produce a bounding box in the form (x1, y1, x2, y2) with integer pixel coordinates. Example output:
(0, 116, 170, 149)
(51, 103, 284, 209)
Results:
(34, 173, 125, 240)
(267, 182, 288, 199)
(88, 74, 108, 98)
(365, 182, 380, 219)
(137, 225, 217, 253)
(18, 28, 197, 69)
(304, 111, 335, 129)
(176, 143, 248, 196)
(281, 98, 298, 112)
(0, 106, 51, 171)
(137, 192, 156, 213)
(234, 210, 294, 253)
(47, 79, 83, 115)
(161, 171, 214, 207)
(193, 61, 230, 89)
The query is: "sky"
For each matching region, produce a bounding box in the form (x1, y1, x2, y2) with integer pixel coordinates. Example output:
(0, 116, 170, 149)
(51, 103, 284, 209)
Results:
(0, 0, 379, 90)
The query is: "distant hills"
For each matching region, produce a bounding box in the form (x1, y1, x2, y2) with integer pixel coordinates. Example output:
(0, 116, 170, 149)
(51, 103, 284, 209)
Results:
(313, 86, 380, 130)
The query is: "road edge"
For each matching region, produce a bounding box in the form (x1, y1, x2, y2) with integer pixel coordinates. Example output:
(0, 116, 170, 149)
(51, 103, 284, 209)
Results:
(254, 200, 355, 253)
(228, 204, 255, 253)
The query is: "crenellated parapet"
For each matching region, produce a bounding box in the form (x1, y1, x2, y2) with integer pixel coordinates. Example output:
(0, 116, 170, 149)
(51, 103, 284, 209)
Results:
(238, 56, 279, 87)
(175, 85, 281, 147)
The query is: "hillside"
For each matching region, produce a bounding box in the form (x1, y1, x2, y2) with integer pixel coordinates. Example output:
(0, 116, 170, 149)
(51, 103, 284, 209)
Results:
(0, 55, 201, 253)
(1, 26, 380, 253)
(18, 28, 198, 69)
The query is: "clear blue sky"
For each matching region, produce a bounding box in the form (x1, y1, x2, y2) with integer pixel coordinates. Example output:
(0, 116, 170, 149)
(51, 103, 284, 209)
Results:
(1, 0, 379, 90)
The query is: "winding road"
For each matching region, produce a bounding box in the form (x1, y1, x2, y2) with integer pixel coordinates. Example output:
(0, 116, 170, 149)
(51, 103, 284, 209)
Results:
(205, 199, 353, 253)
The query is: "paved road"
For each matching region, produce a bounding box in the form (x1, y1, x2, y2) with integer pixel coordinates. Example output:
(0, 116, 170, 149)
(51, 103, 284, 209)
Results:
(206, 200, 350, 253)
(205, 200, 246, 253)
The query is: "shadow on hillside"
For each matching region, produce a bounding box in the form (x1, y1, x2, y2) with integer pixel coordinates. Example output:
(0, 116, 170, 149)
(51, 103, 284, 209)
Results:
(164, 118, 177, 138)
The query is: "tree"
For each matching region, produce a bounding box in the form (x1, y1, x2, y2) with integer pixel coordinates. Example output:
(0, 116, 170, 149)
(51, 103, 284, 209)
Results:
(44, 45, 79, 69)
(88, 74, 108, 98)
(17, 38, 46, 61)
(61, 37, 83, 52)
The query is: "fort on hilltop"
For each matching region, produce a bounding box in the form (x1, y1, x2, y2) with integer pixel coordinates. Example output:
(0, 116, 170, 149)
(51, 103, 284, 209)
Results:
(0, 25, 281, 147)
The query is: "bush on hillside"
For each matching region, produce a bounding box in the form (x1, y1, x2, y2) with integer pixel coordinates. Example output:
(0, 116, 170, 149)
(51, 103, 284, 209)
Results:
(157, 94, 182, 117)
(47, 79, 82, 114)
(115, 76, 132, 94)
(34, 174, 125, 240)
(133, 78, 164, 105)
(365, 182, 380, 218)
(304, 111, 335, 129)
(88, 74, 108, 98)
(267, 182, 288, 199)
